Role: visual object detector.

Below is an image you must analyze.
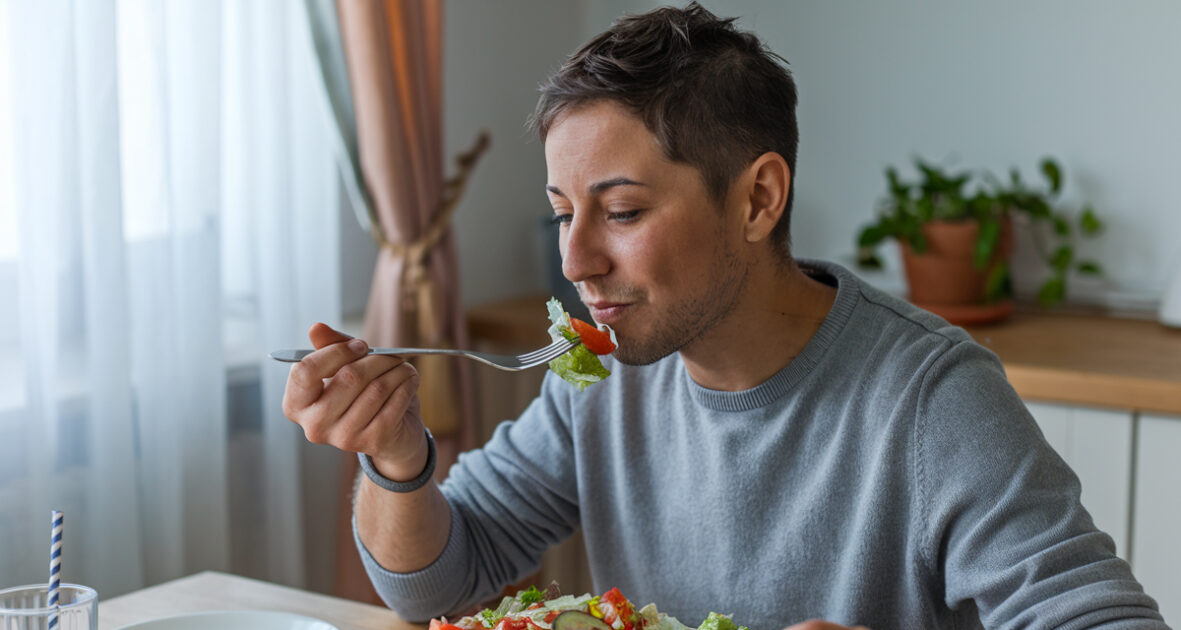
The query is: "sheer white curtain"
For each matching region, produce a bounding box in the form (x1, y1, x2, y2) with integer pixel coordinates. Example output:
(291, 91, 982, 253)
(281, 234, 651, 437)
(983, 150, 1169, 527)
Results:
(0, 0, 342, 598)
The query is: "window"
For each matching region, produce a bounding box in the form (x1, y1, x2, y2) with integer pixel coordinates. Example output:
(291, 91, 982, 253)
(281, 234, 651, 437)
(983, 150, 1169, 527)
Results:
(0, 0, 16, 261)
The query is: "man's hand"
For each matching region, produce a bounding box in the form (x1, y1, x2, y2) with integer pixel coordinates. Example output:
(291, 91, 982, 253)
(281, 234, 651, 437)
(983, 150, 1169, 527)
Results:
(281, 322, 427, 480)
(784, 622, 870, 630)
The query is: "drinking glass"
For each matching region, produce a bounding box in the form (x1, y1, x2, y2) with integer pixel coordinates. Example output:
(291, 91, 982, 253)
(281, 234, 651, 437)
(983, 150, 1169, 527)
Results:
(0, 584, 97, 630)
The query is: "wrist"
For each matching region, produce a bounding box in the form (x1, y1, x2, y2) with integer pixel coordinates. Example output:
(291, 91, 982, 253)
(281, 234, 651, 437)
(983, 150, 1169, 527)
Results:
(372, 430, 429, 481)
(359, 428, 436, 493)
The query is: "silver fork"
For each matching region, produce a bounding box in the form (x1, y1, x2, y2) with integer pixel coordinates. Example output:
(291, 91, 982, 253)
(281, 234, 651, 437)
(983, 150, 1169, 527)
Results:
(268, 338, 579, 372)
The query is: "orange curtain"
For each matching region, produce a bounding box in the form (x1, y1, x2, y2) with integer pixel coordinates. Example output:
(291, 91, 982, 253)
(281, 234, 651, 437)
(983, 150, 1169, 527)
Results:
(332, 0, 480, 603)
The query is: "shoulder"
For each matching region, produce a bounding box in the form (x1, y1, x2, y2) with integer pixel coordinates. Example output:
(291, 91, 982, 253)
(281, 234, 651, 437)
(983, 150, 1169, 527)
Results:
(800, 260, 1031, 460)
(800, 259, 974, 346)
(801, 259, 996, 392)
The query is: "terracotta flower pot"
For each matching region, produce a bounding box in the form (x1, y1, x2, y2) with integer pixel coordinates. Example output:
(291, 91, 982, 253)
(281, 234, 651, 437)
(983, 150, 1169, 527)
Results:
(899, 218, 1015, 325)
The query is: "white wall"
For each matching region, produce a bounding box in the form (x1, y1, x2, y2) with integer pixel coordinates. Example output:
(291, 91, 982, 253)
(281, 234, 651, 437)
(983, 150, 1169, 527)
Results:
(444, 0, 1181, 311)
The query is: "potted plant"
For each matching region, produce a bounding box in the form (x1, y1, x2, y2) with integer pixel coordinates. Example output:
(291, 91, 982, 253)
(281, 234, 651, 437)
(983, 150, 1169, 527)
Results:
(856, 157, 1104, 325)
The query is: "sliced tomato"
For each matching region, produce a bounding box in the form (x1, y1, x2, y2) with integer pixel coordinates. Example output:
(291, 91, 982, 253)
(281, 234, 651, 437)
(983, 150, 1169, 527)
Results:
(495, 617, 531, 630)
(430, 620, 463, 630)
(597, 588, 638, 630)
(571, 318, 616, 355)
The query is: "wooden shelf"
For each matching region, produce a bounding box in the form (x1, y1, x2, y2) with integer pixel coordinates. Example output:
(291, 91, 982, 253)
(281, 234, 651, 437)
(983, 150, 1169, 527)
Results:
(467, 295, 1181, 416)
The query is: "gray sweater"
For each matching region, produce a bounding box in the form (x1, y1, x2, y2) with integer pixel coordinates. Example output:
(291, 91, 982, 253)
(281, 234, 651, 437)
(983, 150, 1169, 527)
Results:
(357, 260, 1167, 630)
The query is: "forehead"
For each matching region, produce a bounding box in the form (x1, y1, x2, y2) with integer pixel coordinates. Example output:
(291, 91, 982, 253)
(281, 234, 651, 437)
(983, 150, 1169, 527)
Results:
(544, 101, 669, 184)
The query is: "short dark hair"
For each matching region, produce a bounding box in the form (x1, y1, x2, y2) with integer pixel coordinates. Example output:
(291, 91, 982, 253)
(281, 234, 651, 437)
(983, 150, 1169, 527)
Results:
(529, 2, 799, 253)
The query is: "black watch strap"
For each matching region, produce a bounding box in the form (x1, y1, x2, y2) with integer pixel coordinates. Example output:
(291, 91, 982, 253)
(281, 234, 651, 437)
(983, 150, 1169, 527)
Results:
(358, 428, 436, 493)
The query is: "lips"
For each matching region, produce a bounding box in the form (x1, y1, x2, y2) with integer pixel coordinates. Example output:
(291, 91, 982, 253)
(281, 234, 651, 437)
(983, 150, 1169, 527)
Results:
(585, 303, 629, 327)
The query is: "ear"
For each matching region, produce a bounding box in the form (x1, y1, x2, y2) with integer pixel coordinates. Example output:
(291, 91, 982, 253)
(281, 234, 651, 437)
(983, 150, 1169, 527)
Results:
(738, 152, 790, 244)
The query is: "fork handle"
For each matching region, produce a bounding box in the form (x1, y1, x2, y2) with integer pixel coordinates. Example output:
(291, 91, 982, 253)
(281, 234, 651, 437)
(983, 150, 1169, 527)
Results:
(269, 348, 459, 363)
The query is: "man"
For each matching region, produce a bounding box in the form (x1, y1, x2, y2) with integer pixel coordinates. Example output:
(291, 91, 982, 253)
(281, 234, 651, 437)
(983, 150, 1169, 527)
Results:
(282, 4, 1167, 629)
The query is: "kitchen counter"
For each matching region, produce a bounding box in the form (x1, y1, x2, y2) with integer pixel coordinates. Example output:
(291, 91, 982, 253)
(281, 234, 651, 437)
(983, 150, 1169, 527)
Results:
(468, 295, 1181, 416)
(964, 309, 1181, 415)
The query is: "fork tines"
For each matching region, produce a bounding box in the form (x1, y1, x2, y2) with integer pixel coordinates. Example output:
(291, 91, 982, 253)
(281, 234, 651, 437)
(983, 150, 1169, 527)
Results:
(521, 339, 577, 363)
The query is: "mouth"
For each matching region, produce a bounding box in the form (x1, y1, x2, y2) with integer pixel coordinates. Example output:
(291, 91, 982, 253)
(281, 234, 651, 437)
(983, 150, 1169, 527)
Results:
(585, 301, 632, 325)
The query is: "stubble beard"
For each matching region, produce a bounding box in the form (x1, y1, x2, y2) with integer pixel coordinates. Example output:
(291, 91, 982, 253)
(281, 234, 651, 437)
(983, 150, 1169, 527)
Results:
(602, 245, 749, 366)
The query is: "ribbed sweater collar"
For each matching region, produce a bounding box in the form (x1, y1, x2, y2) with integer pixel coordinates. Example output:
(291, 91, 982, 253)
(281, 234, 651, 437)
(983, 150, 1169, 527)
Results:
(685, 259, 859, 412)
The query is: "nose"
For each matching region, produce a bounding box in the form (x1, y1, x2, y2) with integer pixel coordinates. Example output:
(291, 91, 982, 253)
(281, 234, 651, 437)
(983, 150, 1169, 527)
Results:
(560, 214, 610, 284)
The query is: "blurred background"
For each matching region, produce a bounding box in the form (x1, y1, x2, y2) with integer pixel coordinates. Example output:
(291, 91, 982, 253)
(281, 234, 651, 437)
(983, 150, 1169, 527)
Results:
(0, 0, 1178, 617)
(449, 0, 1180, 310)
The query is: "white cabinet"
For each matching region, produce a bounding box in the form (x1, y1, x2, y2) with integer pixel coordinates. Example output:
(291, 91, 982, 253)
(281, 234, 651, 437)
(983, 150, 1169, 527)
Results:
(1132, 413, 1181, 624)
(1024, 402, 1134, 559)
(1025, 402, 1181, 623)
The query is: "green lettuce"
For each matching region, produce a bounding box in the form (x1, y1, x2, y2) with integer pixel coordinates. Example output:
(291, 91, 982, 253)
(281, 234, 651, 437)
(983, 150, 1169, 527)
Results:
(546, 297, 611, 391)
(518, 585, 545, 607)
(698, 612, 747, 630)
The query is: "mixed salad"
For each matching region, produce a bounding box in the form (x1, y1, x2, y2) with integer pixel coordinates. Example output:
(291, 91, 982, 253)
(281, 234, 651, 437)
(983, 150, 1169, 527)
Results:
(430, 585, 747, 630)
(546, 298, 615, 391)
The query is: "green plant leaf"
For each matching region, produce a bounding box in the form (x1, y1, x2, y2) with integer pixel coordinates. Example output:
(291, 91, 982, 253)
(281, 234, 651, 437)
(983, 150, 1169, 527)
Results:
(916, 159, 943, 184)
(1080, 205, 1103, 235)
(1038, 276, 1066, 307)
(857, 225, 887, 248)
(1040, 157, 1062, 194)
(975, 219, 1000, 269)
(1052, 216, 1070, 236)
(967, 192, 991, 220)
(886, 167, 909, 201)
(916, 197, 935, 222)
(985, 262, 1010, 302)
(907, 228, 927, 254)
(1077, 260, 1103, 275)
(1027, 197, 1053, 220)
(1050, 246, 1073, 272)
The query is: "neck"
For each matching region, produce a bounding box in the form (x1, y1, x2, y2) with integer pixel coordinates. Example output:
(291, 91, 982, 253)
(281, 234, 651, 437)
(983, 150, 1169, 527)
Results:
(679, 257, 837, 392)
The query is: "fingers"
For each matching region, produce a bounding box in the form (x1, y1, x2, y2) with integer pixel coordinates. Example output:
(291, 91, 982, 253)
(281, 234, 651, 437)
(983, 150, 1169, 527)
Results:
(282, 322, 423, 466)
(324, 361, 420, 452)
(283, 336, 370, 414)
(308, 351, 406, 422)
(309, 322, 352, 349)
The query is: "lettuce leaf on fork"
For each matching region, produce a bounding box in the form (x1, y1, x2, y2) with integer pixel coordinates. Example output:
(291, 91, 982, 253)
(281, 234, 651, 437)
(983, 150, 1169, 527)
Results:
(546, 298, 611, 391)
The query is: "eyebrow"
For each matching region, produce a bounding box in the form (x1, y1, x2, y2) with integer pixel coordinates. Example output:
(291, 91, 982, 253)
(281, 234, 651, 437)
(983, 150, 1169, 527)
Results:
(546, 177, 647, 198)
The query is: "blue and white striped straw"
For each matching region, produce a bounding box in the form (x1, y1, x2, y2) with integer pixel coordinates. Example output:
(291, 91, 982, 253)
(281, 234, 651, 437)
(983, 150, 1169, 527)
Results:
(49, 510, 62, 630)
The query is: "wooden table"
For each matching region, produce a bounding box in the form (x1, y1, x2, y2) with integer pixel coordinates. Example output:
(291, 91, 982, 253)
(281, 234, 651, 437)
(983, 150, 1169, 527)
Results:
(98, 571, 424, 630)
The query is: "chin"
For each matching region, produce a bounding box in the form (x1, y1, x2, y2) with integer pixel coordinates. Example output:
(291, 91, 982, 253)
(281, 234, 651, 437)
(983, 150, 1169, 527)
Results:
(609, 341, 676, 367)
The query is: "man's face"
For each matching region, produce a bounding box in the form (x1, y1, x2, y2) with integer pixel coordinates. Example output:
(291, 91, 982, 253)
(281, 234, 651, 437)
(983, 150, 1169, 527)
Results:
(544, 100, 750, 365)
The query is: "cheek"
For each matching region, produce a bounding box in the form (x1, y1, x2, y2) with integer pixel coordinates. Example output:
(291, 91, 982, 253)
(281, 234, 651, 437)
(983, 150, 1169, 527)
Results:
(615, 229, 666, 278)
(621, 228, 709, 289)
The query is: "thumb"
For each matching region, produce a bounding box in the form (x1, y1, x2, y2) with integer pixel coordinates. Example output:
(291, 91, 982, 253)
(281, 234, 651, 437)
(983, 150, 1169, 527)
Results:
(308, 322, 354, 350)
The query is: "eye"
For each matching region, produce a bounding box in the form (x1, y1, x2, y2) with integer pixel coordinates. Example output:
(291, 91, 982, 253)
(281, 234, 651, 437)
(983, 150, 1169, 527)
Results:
(608, 209, 643, 223)
(549, 213, 572, 227)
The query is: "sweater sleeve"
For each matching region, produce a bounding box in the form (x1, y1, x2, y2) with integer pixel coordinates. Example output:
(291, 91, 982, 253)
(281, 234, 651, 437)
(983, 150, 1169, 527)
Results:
(915, 340, 1168, 629)
(356, 372, 582, 622)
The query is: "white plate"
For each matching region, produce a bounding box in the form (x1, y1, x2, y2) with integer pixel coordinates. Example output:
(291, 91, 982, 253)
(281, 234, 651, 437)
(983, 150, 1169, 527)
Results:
(116, 610, 339, 630)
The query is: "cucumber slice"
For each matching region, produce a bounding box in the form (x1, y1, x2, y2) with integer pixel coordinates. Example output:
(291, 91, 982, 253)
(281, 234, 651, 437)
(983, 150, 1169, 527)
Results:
(552, 611, 612, 630)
